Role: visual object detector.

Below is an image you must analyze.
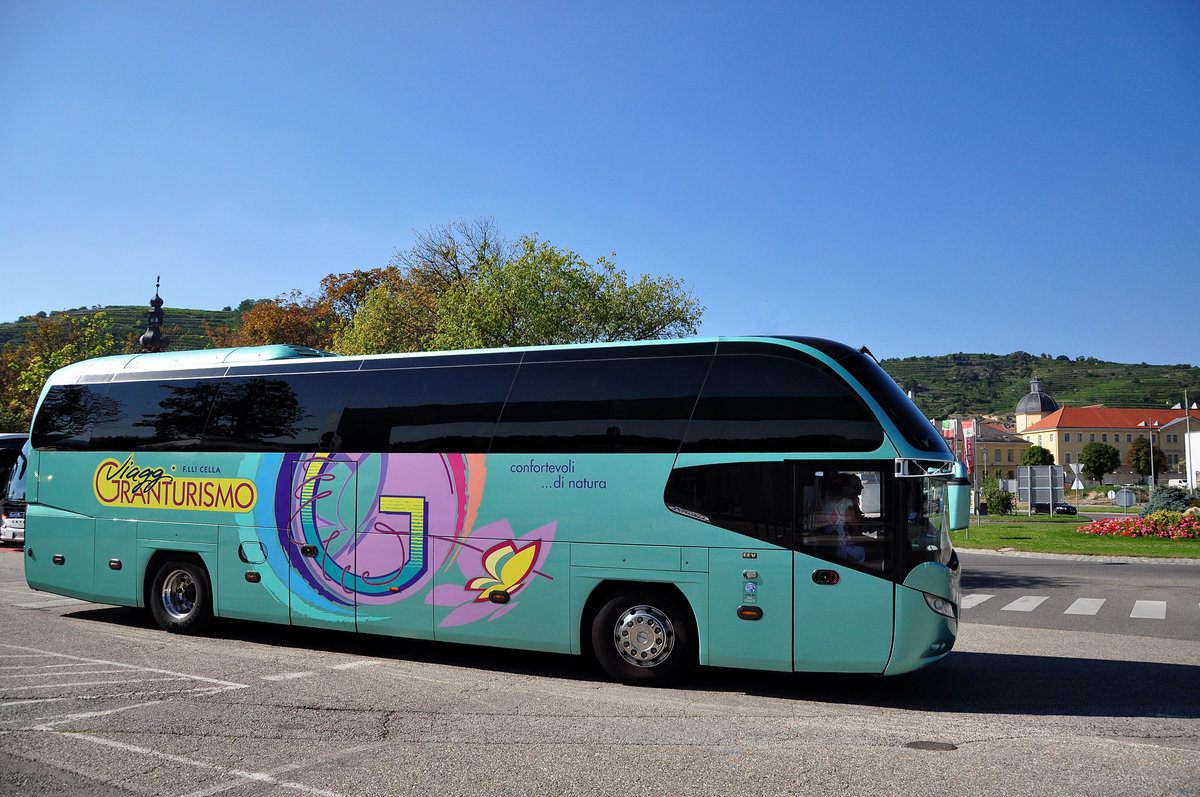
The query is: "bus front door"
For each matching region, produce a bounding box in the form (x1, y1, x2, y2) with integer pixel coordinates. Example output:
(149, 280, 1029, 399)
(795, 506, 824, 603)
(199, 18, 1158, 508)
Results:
(791, 465, 894, 672)
(792, 557, 893, 673)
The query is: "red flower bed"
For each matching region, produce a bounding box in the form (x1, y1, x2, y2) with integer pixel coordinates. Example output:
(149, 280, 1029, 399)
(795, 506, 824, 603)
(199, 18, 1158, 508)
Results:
(1076, 515, 1200, 540)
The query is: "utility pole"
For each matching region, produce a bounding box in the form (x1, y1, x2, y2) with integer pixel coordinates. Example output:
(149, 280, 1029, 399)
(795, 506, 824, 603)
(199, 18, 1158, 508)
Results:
(1149, 419, 1156, 490)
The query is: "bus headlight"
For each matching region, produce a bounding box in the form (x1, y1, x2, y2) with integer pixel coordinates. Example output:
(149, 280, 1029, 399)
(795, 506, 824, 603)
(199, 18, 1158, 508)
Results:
(923, 592, 956, 619)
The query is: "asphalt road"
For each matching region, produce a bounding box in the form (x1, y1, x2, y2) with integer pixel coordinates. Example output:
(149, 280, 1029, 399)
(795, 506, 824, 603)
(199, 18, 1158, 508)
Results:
(959, 549, 1200, 640)
(1, 544, 1198, 797)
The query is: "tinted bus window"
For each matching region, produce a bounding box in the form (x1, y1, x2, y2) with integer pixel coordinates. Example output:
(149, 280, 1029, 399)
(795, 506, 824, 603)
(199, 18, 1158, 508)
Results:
(32, 384, 117, 451)
(664, 462, 794, 548)
(681, 354, 884, 453)
(337, 365, 517, 453)
(829, 348, 949, 454)
(88, 379, 221, 451)
(491, 356, 709, 454)
(204, 373, 349, 452)
(799, 465, 891, 575)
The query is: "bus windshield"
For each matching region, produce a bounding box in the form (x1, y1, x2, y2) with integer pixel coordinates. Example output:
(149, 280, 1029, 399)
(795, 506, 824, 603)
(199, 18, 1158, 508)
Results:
(901, 476, 954, 570)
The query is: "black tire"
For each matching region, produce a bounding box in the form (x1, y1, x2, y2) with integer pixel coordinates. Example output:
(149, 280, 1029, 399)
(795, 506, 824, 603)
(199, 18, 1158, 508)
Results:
(148, 558, 213, 634)
(590, 587, 696, 686)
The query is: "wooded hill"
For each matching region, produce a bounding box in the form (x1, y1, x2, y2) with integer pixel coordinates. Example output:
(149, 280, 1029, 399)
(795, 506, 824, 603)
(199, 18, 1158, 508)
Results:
(1, 306, 239, 352)
(882, 351, 1200, 423)
(3, 308, 1197, 423)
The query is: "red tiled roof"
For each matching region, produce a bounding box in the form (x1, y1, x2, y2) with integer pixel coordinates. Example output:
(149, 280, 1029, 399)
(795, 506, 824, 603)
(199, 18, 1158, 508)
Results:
(1023, 408, 1200, 432)
(980, 422, 1027, 443)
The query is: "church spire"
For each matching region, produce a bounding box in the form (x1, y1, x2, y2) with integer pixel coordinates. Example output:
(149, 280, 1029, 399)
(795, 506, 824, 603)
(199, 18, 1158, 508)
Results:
(138, 276, 169, 352)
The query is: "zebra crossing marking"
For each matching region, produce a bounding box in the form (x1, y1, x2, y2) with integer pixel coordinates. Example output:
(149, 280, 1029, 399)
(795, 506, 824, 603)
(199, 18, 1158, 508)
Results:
(960, 594, 994, 609)
(1001, 595, 1048, 612)
(962, 594, 1181, 620)
(1063, 598, 1105, 616)
(1130, 600, 1166, 619)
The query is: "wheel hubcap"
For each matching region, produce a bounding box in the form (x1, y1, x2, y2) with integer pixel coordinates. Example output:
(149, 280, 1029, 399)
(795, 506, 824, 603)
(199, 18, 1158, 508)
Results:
(613, 604, 675, 668)
(161, 570, 196, 620)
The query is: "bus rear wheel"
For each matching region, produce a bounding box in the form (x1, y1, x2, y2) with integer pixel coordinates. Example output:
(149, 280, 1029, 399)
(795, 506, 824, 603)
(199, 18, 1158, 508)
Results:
(149, 558, 213, 634)
(591, 587, 695, 686)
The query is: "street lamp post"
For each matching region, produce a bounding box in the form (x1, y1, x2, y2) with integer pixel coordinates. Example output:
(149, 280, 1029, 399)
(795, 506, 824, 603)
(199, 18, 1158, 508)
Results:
(1186, 390, 1195, 493)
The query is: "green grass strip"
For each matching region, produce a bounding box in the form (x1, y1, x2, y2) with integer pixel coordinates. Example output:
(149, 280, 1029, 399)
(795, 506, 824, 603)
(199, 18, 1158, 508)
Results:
(951, 516, 1200, 559)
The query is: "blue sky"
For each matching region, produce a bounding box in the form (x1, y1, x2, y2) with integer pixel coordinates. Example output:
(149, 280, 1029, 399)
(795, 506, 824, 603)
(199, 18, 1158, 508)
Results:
(2, 1, 1197, 365)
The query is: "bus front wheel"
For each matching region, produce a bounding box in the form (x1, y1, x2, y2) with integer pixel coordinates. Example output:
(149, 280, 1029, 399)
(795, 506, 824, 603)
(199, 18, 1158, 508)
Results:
(149, 558, 213, 634)
(591, 587, 695, 686)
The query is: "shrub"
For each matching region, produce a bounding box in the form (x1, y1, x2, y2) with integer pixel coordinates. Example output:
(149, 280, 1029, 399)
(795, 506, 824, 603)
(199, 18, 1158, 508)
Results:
(979, 475, 1015, 516)
(1141, 486, 1190, 516)
(987, 491, 1015, 516)
(1145, 510, 1185, 529)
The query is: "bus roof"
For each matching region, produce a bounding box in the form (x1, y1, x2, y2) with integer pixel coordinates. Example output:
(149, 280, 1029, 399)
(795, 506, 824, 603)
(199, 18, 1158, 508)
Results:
(44, 344, 336, 384)
(42, 336, 883, 385)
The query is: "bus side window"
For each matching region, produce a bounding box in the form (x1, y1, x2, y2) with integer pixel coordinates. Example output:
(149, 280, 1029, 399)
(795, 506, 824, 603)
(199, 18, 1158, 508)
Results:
(664, 462, 793, 548)
(32, 384, 112, 451)
(492, 356, 708, 454)
(88, 379, 220, 451)
(680, 352, 884, 454)
(799, 467, 891, 575)
(204, 373, 350, 452)
(337, 364, 516, 453)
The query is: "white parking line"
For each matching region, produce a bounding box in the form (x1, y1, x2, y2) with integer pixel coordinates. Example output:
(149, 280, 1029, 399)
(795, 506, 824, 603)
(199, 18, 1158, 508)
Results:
(262, 671, 314, 681)
(1001, 595, 1049, 612)
(29, 700, 164, 730)
(0, 676, 194, 692)
(8, 668, 147, 678)
(1063, 598, 1105, 616)
(0, 643, 248, 705)
(960, 594, 994, 609)
(1130, 600, 1166, 619)
(52, 730, 350, 797)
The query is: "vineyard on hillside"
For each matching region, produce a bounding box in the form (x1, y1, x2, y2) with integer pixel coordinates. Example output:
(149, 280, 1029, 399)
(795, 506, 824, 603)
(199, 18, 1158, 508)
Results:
(882, 352, 1200, 422)
(0, 306, 240, 352)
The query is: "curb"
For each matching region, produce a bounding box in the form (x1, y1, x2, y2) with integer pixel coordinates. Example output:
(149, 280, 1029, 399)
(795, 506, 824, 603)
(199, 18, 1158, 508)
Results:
(956, 547, 1200, 565)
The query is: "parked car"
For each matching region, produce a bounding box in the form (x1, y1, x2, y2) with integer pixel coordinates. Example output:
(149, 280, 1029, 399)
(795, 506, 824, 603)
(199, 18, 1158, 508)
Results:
(0, 440, 27, 545)
(1030, 502, 1077, 515)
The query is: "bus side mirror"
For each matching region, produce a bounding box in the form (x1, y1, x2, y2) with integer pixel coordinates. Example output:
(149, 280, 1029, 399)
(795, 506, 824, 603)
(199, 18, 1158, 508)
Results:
(947, 476, 971, 531)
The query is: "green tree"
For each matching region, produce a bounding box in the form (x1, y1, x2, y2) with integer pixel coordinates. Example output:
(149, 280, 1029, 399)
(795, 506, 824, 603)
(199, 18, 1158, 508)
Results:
(336, 221, 703, 354)
(319, 268, 395, 324)
(1, 312, 118, 427)
(1021, 445, 1054, 466)
(1078, 442, 1122, 483)
(336, 217, 510, 354)
(1126, 436, 1166, 479)
(207, 290, 337, 350)
(432, 236, 703, 350)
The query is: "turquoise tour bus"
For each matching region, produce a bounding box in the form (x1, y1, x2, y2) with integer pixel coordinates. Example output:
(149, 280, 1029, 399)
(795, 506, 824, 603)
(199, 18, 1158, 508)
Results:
(24, 336, 970, 685)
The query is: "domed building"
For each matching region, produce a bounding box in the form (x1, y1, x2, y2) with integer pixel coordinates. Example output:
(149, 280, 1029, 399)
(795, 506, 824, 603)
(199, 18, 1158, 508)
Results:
(1015, 377, 1058, 433)
(1015, 375, 1198, 483)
